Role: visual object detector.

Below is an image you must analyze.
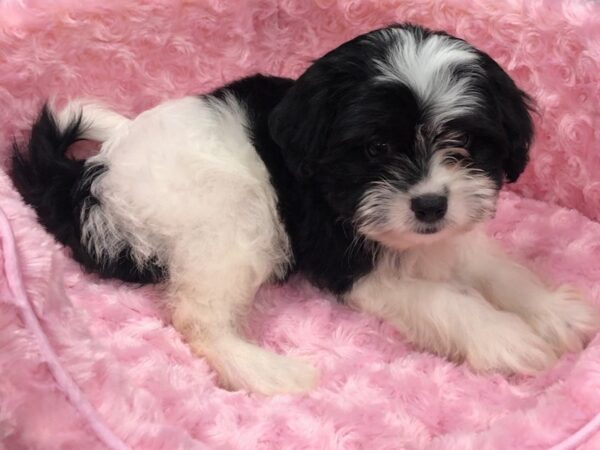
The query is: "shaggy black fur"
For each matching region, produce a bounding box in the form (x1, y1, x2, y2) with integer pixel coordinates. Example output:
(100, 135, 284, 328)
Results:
(213, 75, 378, 294)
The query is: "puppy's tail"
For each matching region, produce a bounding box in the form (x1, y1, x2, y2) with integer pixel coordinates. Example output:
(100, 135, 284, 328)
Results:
(10, 103, 165, 283)
(56, 100, 130, 142)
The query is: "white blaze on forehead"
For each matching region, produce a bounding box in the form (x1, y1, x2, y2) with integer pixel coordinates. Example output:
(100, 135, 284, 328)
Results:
(374, 28, 483, 125)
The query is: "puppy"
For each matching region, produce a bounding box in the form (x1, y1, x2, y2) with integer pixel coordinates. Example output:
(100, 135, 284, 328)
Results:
(11, 24, 599, 394)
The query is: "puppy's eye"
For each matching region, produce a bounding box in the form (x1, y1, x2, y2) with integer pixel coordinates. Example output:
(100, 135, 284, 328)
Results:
(446, 150, 467, 160)
(442, 149, 469, 165)
(366, 141, 391, 159)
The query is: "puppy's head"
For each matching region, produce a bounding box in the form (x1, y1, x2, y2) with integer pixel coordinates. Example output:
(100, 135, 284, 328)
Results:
(269, 24, 534, 250)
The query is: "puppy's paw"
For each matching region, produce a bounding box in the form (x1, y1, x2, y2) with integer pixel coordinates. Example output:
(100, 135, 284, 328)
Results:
(214, 343, 318, 395)
(526, 286, 600, 354)
(465, 311, 557, 375)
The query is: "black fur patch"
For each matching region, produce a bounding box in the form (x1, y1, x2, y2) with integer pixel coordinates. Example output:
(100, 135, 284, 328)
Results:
(213, 75, 377, 295)
(11, 106, 166, 283)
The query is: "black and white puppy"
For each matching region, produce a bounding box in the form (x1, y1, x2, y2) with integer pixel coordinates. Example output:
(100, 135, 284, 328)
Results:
(12, 24, 599, 394)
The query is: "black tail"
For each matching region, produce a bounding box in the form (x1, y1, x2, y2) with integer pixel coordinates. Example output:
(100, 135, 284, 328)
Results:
(10, 105, 165, 283)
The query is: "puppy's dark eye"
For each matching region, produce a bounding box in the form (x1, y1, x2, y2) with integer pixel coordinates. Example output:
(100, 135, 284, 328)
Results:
(366, 141, 391, 159)
(446, 150, 467, 160)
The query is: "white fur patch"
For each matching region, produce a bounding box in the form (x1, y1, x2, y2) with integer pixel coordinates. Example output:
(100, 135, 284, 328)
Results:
(373, 28, 483, 126)
(78, 95, 291, 277)
(68, 94, 311, 394)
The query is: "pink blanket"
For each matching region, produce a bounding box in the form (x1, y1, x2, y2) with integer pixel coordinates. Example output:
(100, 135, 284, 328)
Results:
(1, 1, 599, 449)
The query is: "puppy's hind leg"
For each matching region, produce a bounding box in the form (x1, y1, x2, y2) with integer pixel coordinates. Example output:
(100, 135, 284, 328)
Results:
(169, 239, 317, 395)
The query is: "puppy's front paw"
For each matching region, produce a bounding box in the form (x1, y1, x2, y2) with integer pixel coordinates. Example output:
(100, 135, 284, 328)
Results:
(465, 311, 557, 375)
(526, 286, 600, 355)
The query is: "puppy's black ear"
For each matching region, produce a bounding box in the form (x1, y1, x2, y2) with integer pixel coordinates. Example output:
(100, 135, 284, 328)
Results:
(480, 54, 535, 183)
(268, 64, 340, 179)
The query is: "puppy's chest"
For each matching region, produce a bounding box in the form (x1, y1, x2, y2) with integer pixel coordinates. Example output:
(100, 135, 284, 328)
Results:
(396, 244, 463, 282)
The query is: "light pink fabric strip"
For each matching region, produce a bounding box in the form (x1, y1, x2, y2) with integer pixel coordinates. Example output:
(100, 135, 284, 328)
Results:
(0, 205, 130, 450)
(550, 413, 600, 450)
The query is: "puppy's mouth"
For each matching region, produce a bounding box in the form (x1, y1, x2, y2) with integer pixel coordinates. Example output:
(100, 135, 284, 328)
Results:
(415, 225, 441, 235)
(412, 218, 448, 235)
(369, 222, 452, 251)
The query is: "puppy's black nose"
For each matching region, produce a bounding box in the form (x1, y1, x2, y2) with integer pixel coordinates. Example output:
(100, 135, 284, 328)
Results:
(411, 194, 448, 223)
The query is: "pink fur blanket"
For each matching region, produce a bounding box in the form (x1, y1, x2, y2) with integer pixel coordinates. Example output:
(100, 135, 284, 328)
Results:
(1, 1, 599, 449)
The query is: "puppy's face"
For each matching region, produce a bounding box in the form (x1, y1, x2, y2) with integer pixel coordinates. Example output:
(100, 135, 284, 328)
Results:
(270, 24, 534, 250)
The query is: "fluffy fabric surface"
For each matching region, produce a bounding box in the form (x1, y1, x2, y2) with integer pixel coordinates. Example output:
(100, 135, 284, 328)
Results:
(1, 0, 599, 449)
